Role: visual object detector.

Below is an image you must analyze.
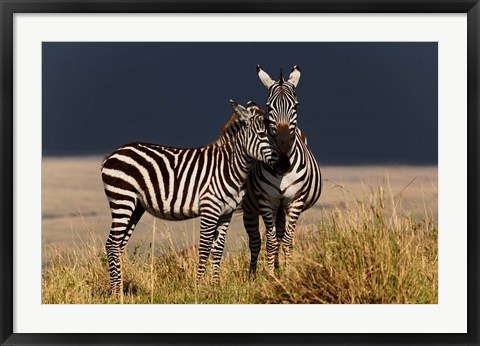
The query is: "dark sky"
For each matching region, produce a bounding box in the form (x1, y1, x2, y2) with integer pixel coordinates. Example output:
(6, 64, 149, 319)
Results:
(42, 42, 437, 165)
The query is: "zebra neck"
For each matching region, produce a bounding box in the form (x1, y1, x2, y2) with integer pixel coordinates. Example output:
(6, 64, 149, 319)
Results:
(211, 120, 242, 147)
(269, 138, 302, 175)
(219, 139, 253, 188)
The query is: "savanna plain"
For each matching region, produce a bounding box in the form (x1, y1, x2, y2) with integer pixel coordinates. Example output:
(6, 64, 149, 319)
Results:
(42, 157, 438, 304)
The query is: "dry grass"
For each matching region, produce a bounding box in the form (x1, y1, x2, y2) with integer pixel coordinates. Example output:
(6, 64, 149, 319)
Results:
(253, 186, 437, 304)
(42, 170, 437, 304)
(41, 157, 437, 261)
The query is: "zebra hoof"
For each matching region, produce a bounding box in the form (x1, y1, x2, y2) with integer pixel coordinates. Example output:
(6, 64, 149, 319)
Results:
(248, 270, 257, 282)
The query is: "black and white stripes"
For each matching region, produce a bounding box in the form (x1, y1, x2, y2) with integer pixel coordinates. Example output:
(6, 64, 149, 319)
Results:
(257, 65, 300, 155)
(101, 100, 277, 295)
(101, 66, 323, 296)
(242, 66, 322, 276)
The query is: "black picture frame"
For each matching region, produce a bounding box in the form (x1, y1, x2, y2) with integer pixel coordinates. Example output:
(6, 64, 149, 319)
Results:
(1, 1, 478, 345)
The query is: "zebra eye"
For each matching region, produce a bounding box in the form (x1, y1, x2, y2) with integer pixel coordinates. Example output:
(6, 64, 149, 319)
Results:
(257, 131, 268, 139)
(268, 125, 276, 135)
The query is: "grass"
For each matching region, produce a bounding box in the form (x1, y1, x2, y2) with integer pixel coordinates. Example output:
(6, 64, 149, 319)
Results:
(42, 183, 438, 304)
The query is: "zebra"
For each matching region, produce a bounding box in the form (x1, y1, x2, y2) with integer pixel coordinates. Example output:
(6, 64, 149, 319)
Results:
(101, 100, 278, 295)
(242, 65, 322, 277)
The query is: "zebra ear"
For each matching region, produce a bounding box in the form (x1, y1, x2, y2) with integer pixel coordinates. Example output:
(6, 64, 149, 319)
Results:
(288, 65, 301, 87)
(257, 65, 275, 89)
(230, 100, 252, 121)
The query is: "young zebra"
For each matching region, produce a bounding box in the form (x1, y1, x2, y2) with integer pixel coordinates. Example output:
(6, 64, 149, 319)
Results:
(242, 66, 322, 276)
(101, 100, 277, 295)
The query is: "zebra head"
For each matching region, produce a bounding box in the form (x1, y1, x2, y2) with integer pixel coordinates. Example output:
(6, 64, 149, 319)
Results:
(230, 100, 278, 167)
(257, 65, 300, 155)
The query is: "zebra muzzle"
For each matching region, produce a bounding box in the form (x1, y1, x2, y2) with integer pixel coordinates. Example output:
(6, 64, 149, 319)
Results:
(275, 123, 294, 155)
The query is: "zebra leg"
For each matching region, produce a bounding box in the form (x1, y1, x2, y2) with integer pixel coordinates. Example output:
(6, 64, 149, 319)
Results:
(105, 201, 144, 296)
(262, 212, 279, 276)
(243, 211, 261, 279)
(119, 204, 145, 253)
(210, 214, 232, 284)
(197, 213, 220, 281)
(274, 208, 286, 271)
(281, 206, 302, 272)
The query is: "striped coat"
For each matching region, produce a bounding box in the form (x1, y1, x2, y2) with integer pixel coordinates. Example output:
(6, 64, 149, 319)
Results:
(101, 101, 277, 294)
(242, 66, 322, 276)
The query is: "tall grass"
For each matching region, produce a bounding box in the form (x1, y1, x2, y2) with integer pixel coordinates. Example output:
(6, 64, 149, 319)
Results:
(42, 183, 437, 304)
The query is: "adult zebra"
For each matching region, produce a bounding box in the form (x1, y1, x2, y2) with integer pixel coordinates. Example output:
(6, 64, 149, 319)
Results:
(101, 100, 277, 295)
(242, 66, 322, 277)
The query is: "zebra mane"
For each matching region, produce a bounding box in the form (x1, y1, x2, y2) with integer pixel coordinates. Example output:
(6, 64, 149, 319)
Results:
(212, 105, 265, 147)
(220, 112, 239, 134)
(210, 112, 244, 147)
